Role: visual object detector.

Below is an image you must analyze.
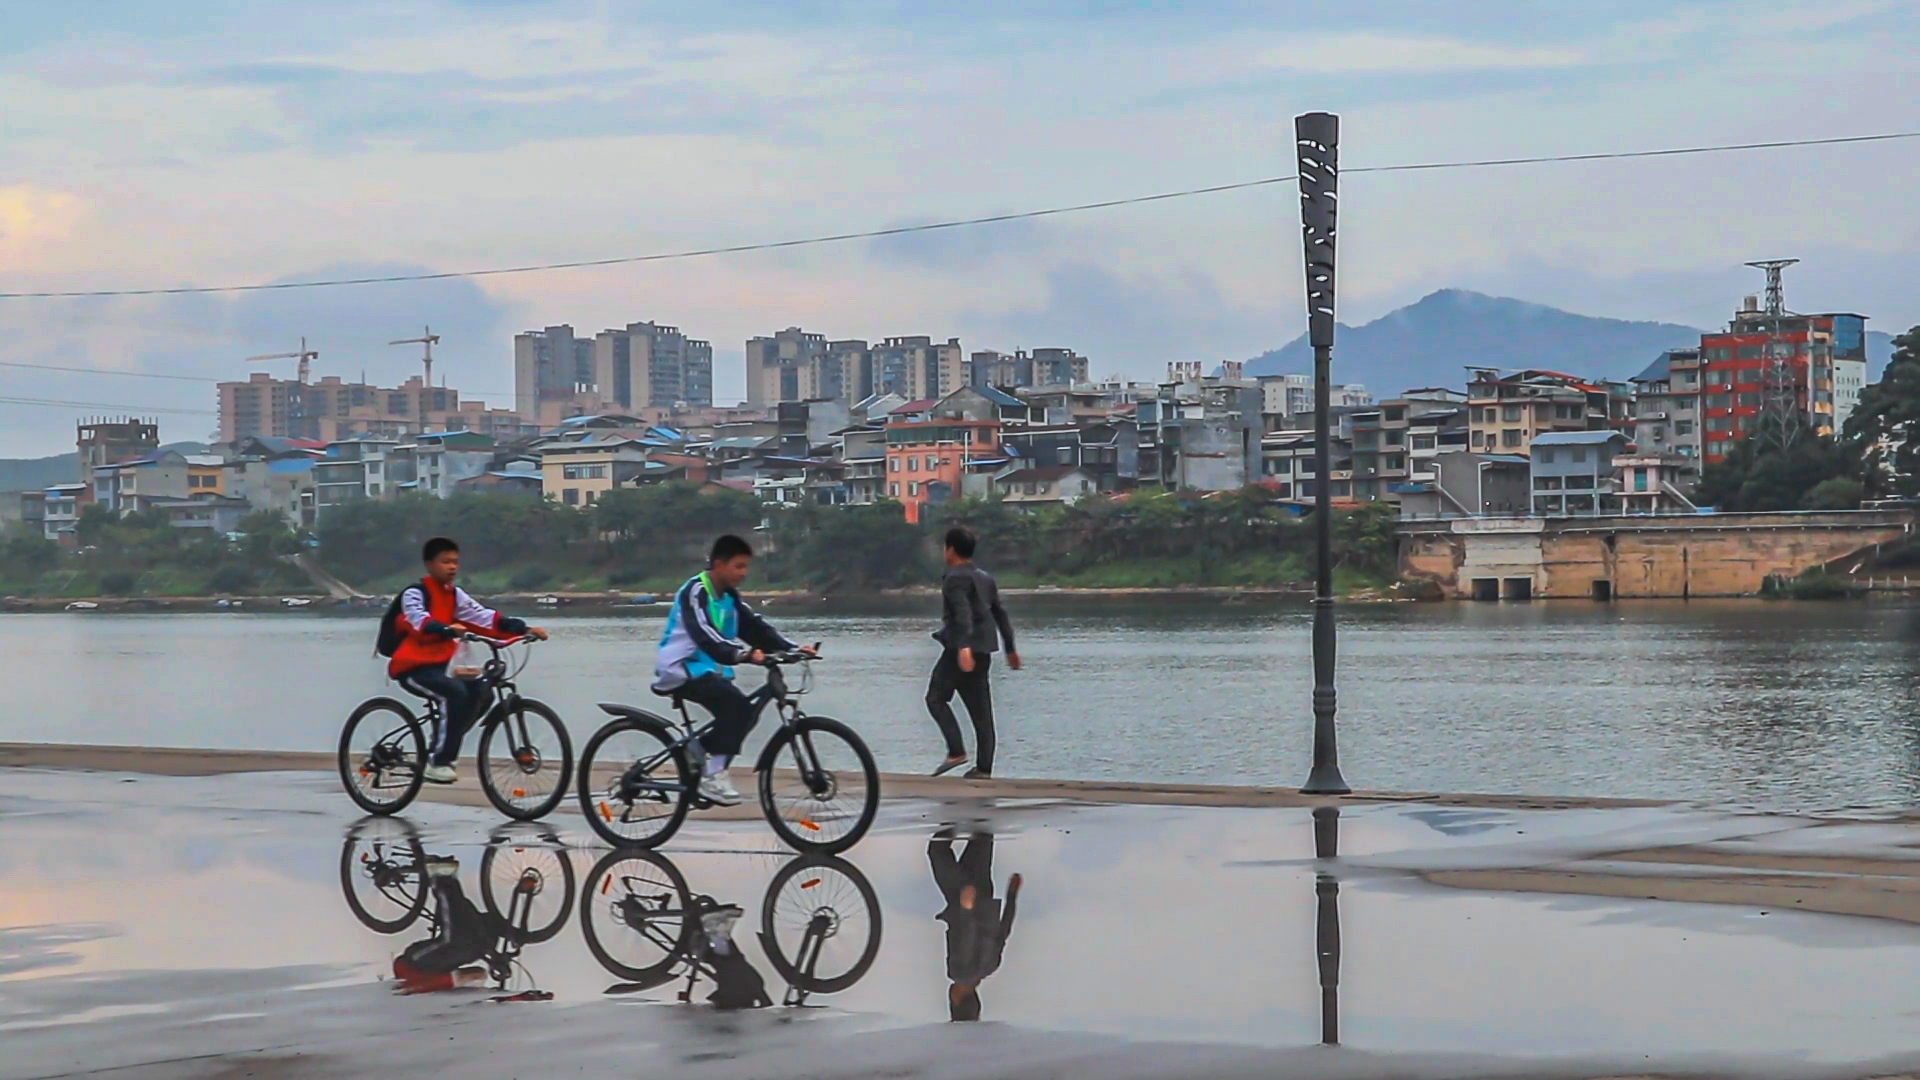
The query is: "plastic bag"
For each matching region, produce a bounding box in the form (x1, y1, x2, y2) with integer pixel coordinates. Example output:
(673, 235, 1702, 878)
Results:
(448, 636, 487, 679)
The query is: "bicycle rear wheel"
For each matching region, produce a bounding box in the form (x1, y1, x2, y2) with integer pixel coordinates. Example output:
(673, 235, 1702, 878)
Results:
(757, 716, 880, 855)
(577, 715, 691, 848)
(338, 698, 427, 816)
(339, 817, 428, 934)
(760, 855, 882, 995)
(478, 698, 573, 821)
(580, 848, 693, 986)
(480, 832, 577, 944)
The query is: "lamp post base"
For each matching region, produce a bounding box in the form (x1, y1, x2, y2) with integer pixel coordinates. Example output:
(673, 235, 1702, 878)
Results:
(1301, 762, 1350, 796)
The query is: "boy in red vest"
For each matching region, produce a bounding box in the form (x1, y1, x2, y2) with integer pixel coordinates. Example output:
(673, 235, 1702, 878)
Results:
(388, 537, 547, 784)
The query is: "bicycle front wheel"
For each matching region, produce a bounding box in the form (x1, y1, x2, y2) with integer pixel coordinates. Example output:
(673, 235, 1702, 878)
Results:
(338, 698, 427, 816)
(577, 715, 692, 848)
(760, 854, 882, 995)
(478, 698, 573, 821)
(339, 817, 428, 934)
(758, 716, 880, 855)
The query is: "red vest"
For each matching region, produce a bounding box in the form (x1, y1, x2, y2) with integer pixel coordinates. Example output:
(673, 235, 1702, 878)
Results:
(388, 577, 462, 678)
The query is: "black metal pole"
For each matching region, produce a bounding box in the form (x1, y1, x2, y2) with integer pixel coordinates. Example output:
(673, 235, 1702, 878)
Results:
(1297, 111, 1350, 795)
(1313, 806, 1341, 1045)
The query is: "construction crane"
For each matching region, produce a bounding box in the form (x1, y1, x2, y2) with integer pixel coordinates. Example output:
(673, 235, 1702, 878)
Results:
(245, 337, 319, 384)
(390, 326, 441, 387)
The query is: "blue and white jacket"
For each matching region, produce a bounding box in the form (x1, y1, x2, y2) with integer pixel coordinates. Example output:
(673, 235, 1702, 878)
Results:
(652, 572, 795, 692)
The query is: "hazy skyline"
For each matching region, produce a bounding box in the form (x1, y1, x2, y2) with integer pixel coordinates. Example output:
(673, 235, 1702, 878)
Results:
(2, 1, 1917, 456)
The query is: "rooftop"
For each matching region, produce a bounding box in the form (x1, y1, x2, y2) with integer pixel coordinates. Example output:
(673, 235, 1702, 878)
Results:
(1531, 430, 1626, 447)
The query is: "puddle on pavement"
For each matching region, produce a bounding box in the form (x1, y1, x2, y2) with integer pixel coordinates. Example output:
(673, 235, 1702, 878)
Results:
(3, 769, 1920, 1068)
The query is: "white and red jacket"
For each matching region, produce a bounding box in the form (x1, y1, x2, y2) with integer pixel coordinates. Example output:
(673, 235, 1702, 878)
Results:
(388, 576, 524, 678)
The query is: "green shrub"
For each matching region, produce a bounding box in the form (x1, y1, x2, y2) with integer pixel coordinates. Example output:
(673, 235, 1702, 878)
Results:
(607, 566, 648, 586)
(1785, 571, 1854, 600)
(508, 566, 554, 591)
(206, 564, 257, 594)
(99, 571, 138, 596)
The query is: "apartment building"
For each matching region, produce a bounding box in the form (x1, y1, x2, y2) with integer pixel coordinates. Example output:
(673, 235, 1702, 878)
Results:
(1466, 369, 1625, 456)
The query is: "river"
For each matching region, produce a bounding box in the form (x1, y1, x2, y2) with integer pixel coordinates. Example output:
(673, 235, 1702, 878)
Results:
(10, 598, 1920, 812)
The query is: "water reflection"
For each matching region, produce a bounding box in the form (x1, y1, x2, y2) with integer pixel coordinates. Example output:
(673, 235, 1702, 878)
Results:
(928, 828, 1022, 1023)
(1313, 806, 1341, 1047)
(580, 848, 881, 1010)
(338, 818, 571, 999)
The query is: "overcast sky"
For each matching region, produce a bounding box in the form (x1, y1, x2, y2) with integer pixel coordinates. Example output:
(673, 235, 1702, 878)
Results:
(2, 0, 1917, 456)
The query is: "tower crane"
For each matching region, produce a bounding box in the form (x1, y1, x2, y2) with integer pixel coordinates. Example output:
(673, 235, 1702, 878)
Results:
(389, 326, 441, 387)
(245, 337, 319, 383)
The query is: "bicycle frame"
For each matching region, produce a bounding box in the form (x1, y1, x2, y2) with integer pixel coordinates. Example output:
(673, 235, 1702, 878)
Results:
(618, 659, 825, 805)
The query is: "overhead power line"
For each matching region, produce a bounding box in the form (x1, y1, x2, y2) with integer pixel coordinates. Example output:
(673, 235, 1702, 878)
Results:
(3, 130, 1915, 301)
(0, 395, 216, 416)
(0, 360, 218, 382)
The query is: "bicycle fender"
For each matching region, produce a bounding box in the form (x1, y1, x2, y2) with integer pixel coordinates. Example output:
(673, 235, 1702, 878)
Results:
(596, 702, 673, 725)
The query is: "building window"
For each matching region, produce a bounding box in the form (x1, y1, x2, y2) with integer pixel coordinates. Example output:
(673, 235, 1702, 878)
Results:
(1384, 407, 1404, 421)
(1534, 476, 1561, 491)
(889, 482, 899, 496)
(1537, 448, 1555, 464)
(889, 458, 899, 473)
(1502, 430, 1523, 448)
(1270, 458, 1291, 474)
(1534, 404, 1551, 422)
(908, 482, 918, 496)
(925, 455, 937, 470)
(1570, 448, 1586, 462)
(1384, 455, 1404, 471)
(1502, 405, 1523, 422)
(1737, 345, 1762, 360)
(563, 488, 579, 506)
(1384, 430, 1405, 446)
(1707, 416, 1733, 432)
(907, 458, 918, 472)
(1565, 474, 1595, 490)
(562, 464, 608, 480)
(1412, 435, 1435, 450)
(1635, 471, 1649, 492)
(1736, 393, 1760, 408)
(1706, 440, 1727, 456)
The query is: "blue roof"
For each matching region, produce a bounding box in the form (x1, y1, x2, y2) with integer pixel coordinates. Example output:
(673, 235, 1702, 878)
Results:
(648, 426, 684, 441)
(1631, 353, 1672, 384)
(1530, 430, 1625, 447)
(975, 385, 1024, 408)
(267, 458, 313, 474)
(1482, 454, 1531, 464)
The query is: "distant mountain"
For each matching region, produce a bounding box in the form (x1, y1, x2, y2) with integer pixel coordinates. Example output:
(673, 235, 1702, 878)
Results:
(0, 442, 208, 495)
(1248, 289, 1905, 394)
(0, 453, 78, 494)
(1247, 289, 1707, 394)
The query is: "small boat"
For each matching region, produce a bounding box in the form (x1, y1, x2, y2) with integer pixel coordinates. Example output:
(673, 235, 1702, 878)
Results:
(280, 597, 313, 608)
(64, 600, 99, 611)
(535, 595, 561, 606)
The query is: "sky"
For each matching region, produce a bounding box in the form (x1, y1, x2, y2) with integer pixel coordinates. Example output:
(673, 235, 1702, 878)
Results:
(1, 0, 1917, 457)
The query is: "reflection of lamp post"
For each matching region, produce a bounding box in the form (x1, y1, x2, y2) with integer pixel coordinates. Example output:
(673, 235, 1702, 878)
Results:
(1297, 112, 1350, 795)
(1312, 805, 1341, 1046)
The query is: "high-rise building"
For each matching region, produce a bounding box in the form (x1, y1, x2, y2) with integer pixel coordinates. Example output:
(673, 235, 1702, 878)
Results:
(217, 373, 530, 443)
(823, 340, 874, 404)
(746, 328, 829, 407)
(870, 336, 963, 402)
(1698, 296, 1868, 464)
(592, 322, 715, 411)
(1029, 347, 1089, 386)
(513, 325, 593, 418)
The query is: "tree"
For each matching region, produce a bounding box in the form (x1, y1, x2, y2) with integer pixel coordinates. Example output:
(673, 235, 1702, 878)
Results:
(1696, 419, 1853, 512)
(1843, 327, 1920, 497)
(1802, 476, 1866, 511)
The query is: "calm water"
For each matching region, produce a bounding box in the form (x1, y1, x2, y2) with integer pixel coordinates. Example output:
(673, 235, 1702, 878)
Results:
(10, 599, 1920, 812)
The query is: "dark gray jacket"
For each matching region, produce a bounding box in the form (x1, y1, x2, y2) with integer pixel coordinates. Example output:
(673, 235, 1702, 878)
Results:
(935, 563, 1016, 655)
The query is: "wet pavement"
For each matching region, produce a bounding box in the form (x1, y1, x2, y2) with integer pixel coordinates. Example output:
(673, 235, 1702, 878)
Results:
(7, 768, 1920, 1079)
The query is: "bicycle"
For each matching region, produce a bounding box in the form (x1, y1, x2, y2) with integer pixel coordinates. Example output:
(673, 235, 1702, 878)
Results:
(339, 818, 575, 995)
(338, 633, 573, 821)
(575, 649, 880, 854)
(579, 847, 881, 1008)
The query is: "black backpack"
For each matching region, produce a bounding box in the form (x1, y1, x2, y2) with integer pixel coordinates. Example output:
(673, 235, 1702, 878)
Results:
(375, 583, 425, 657)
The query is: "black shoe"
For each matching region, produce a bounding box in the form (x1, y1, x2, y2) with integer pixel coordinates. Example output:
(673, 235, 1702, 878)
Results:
(963, 768, 991, 780)
(932, 755, 968, 777)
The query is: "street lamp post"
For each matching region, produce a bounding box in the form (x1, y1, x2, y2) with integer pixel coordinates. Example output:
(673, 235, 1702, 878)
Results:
(1297, 111, 1351, 795)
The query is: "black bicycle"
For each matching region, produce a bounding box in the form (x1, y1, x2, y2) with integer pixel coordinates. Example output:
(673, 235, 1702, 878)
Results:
(339, 819, 576, 995)
(576, 650, 879, 854)
(338, 634, 572, 820)
(579, 848, 881, 1008)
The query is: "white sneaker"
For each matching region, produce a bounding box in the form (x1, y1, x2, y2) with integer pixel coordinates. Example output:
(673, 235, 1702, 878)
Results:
(423, 764, 457, 785)
(698, 772, 743, 807)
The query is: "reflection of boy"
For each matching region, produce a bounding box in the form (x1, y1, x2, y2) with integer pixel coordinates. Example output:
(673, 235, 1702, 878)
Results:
(928, 832, 1022, 1022)
(391, 859, 492, 994)
(696, 901, 771, 1010)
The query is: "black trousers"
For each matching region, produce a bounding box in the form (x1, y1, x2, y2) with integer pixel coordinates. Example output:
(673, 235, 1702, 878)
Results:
(927, 649, 995, 774)
(680, 672, 759, 758)
(398, 664, 490, 767)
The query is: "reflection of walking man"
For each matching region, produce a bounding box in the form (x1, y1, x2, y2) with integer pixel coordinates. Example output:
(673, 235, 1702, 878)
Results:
(927, 527, 1020, 780)
(928, 831, 1021, 1022)
(392, 858, 492, 994)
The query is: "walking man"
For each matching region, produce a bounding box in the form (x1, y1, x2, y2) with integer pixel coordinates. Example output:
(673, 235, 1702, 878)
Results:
(927, 526, 1020, 779)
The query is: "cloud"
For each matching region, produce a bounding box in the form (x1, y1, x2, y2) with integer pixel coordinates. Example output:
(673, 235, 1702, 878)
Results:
(968, 263, 1289, 379)
(1255, 34, 1585, 75)
(0, 186, 85, 257)
(865, 215, 1047, 270)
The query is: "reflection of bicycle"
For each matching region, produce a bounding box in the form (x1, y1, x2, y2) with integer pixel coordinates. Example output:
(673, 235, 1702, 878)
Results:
(339, 818, 577, 992)
(577, 650, 879, 854)
(338, 634, 573, 820)
(579, 848, 881, 1008)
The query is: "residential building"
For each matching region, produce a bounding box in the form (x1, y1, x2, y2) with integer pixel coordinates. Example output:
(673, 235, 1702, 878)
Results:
(150, 495, 252, 534)
(1136, 380, 1263, 491)
(313, 438, 407, 517)
(42, 483, 87, 545)
(1028, 348, 1089, 387)
(837, 427, 888, 505)
(220, 372, 521, 442)
(0, 490, 47, 535)
(1403, 399, 1471, 489)
(1256, 374, 1373, 431)
(746, 327, 829, 407)
(1261, 429, 1357, 502)
(1613, 453, 1698, 515)
(1698, 294, 1868, 463)
(822, 340, 875, 404)
(872, 336, 965, 402)
(1466, 369, 1623, 455)
(592, 321, 714, 411)
(1397, 453, 1530, 518)
(186, 454, 226, 497)
(1630, 349, 1702, 475)
(539, 437, 652, 507)
(1529, 430, 1627, 516)
(993, 465, 1096, 507)
(77, 419, 159, 490)
(514, 324, 594, 419)
(92, 450, 191, 515)
(410, 432, 496, 498)
(884, 413, 1001, 523)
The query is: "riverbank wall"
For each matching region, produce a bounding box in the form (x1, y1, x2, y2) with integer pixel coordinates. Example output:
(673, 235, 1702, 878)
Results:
(1397, 509, 1914, 600)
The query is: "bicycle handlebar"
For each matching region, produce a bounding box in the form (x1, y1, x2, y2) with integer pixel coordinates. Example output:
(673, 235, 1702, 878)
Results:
(759, 644, 822, 666)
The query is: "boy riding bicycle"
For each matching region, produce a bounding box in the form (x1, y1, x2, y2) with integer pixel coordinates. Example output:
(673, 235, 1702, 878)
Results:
(652, 535, 814, 807)
(388, 537, 548, 785)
